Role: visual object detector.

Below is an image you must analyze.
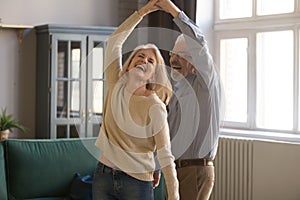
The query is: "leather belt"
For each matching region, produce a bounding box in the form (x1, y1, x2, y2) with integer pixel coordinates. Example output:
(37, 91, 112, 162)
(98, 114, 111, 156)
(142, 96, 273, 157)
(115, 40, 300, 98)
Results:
(175, 159, 213, 168)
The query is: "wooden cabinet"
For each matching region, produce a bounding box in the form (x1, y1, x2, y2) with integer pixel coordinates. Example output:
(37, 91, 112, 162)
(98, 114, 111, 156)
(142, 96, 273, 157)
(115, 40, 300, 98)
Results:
(35, 24, 115, 138)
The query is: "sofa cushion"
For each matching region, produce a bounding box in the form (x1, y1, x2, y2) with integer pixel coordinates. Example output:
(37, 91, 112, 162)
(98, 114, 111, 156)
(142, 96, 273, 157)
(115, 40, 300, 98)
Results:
(5, 138, 99, 200)
(0, 141, 8, 200)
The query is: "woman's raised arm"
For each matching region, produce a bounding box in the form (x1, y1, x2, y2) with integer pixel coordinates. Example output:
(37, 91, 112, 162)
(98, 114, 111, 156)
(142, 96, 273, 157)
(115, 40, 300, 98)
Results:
(104, 0, 159, 86)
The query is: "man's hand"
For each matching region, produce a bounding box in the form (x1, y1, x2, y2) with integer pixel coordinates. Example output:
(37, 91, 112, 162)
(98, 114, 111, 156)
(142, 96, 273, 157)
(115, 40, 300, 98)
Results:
(138, 0, 160, 17)
(153, 172, 161, 188)
(156, 0, 181, 17)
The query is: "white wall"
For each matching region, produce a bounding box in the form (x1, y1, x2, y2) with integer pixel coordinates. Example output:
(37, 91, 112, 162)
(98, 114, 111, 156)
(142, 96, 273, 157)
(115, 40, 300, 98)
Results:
(0, 29, 36, 139)
(196, 0, 215, 55)
(0, 0, 119, 138)
(0, 0, 119, 26)
(253, 140, 300, 200)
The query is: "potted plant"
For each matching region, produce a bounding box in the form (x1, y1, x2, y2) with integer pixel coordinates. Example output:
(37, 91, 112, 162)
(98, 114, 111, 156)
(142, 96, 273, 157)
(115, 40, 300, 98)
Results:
(0, 108, 27, 141)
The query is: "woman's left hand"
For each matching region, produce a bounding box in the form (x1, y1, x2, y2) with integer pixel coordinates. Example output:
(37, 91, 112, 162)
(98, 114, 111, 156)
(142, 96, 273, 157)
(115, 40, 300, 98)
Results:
(153, 172, 161, 188)
(138, 0, 160, 17)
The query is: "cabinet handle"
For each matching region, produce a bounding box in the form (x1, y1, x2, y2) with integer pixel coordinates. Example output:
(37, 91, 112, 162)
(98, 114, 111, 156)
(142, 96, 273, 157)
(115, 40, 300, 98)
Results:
(88, 109, 92, 123)
(82, 109, 86, 124)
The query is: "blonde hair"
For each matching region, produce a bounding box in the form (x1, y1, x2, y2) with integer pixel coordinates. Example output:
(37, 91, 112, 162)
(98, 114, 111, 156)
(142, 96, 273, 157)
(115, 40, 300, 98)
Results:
(119, 44, 172, 105)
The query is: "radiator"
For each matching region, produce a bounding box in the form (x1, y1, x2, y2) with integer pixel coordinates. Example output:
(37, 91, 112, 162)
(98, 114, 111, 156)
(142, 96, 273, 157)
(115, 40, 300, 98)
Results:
(210, 137, 254, 200)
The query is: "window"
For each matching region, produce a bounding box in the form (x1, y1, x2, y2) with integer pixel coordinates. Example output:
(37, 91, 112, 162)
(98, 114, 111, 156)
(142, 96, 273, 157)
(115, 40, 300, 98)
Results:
(256, 0, 294, 16)
(215, 0, 300, 133)
(256, 31, 294, 130)
(220, 38, 248, 123)
(219, 0, 252, 19)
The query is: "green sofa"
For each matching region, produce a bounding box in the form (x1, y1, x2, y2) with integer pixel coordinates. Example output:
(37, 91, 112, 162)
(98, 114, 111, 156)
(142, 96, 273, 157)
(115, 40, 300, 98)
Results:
(0, 138, 165, 200)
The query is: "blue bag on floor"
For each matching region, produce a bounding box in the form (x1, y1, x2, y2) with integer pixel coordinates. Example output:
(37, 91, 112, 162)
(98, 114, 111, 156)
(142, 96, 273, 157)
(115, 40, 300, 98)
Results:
(69, 173, 93, 200)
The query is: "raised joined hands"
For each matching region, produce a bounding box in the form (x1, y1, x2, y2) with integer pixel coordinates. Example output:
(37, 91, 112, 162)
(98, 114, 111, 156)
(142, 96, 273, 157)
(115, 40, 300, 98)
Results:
(138, 0, 160, 17)
(138, 0, 181, 18)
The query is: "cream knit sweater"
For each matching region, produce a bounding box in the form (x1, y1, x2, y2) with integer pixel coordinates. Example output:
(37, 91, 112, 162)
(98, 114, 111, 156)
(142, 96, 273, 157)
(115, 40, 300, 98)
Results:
(95, 11, 179, 200)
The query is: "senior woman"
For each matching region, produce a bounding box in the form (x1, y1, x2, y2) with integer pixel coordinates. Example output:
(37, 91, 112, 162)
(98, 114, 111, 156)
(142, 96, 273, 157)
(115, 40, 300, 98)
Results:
(92, 1, 179, 200)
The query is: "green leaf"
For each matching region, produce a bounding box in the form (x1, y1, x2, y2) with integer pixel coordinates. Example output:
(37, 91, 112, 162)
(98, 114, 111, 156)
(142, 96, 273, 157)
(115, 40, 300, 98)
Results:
(0, 107, 28, 132)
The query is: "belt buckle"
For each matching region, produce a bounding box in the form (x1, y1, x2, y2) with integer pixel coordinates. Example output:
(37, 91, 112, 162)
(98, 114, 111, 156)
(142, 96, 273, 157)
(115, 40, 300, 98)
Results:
(181, 160, 189, 167)
(205, 159, 213, 166)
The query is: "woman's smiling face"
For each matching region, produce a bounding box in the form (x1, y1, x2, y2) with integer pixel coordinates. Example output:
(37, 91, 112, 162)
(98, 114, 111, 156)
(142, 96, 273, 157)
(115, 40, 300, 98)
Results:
(127, 49, 157, 81)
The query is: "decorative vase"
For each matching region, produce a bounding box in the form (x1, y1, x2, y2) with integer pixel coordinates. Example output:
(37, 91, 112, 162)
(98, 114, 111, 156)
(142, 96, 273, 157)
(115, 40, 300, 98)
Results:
(0, 129, 10, 141)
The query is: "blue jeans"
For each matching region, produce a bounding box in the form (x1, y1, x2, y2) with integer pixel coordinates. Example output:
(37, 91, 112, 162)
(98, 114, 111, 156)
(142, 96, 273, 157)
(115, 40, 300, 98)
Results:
(92, 162, 154, 200)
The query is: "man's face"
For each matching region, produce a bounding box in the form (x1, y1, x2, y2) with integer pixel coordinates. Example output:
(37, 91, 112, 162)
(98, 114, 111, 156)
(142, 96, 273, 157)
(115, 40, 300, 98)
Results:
(169, 51, 194, 81)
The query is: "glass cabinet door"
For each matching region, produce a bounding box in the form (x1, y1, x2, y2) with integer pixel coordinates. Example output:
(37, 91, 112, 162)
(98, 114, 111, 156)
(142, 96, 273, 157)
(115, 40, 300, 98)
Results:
(51, 34, 87, 138)
(86, 35, 108, 137)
